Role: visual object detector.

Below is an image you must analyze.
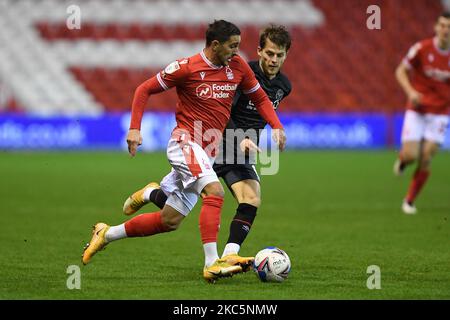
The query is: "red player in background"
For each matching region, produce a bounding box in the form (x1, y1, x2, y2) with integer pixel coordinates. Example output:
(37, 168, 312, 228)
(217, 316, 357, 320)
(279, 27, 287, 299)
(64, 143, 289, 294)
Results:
(394, 12, 450, 214)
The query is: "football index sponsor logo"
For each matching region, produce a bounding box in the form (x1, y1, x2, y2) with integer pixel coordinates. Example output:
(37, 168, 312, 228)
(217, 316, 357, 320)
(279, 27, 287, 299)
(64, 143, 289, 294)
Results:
(196, 84, 212, 100)
(195, 83, 237, 100)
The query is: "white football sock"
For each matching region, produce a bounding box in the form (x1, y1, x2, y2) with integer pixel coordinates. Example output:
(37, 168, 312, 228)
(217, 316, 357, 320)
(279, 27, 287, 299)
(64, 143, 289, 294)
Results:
(222, 243, 241, 257)
(143, 186, 157, 202)
(105, 224, 127, 243)
(203, 242, 220, 267)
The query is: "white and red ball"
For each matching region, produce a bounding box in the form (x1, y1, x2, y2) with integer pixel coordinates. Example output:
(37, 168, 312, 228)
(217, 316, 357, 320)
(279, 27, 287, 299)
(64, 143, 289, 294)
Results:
(253, 247, 291, 282)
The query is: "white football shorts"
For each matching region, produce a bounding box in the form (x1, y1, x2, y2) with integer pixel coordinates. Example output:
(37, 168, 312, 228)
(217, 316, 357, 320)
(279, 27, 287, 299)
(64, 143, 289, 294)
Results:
(160, 136, 219, 216)
(401, 110, 449, 144)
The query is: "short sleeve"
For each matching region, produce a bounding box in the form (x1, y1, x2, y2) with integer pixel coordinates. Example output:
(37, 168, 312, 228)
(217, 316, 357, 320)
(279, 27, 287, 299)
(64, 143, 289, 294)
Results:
(403, 42, 422, 70)
(156, 58, 190, 90)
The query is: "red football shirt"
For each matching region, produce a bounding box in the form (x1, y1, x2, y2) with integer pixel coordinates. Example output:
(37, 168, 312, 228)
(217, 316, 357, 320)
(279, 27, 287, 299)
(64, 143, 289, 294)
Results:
(403, 37, 450, 115)
(130, 51, 282, 148)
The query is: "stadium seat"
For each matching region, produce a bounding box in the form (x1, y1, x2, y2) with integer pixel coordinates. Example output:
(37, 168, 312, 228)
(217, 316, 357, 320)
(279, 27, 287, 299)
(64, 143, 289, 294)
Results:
(0, 0, 445, 114)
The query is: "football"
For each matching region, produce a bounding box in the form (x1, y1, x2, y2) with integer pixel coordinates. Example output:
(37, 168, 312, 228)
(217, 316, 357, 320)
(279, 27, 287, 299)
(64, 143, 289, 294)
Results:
(253, 247, 291, 282)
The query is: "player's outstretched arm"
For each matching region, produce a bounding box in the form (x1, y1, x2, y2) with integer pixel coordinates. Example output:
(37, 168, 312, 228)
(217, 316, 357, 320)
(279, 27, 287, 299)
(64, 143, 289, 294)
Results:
(127, 76, 165, 156)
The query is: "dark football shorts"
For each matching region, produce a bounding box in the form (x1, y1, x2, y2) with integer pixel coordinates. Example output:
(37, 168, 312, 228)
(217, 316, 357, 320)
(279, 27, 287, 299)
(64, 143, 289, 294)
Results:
(213, 163, 260, 190)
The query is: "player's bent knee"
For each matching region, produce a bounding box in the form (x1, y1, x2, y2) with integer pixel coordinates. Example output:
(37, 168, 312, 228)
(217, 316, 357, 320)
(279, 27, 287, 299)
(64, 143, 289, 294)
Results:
(401, 149, 419, 162)
(202, 182, 225, 198)
(160, 206, 184, 231)
(420, 147, 437, 167)
(161, 216, 182, 231)
(419, 156, 432, 170)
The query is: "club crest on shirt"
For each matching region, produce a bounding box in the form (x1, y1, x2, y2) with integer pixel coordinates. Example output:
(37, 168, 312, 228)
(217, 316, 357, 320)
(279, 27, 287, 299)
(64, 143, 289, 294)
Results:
(225, 66, 234, 80)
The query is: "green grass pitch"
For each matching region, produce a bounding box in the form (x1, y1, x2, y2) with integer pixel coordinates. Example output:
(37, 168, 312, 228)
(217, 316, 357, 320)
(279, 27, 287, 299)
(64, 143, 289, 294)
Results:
(1, 150, 449, 299)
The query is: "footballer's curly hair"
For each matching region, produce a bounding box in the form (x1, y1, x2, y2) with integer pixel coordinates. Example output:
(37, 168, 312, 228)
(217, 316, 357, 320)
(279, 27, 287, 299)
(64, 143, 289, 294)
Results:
(205, 20, 241, 46)
(259, 25, 292, 52)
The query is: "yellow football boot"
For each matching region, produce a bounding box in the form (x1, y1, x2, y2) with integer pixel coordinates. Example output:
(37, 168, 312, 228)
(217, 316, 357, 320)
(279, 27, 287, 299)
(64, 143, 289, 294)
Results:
(82, 222, 110, 265)
(123, 182, 160, 215)
(203, 259, 243, 283)
(221, 254, 255, 272)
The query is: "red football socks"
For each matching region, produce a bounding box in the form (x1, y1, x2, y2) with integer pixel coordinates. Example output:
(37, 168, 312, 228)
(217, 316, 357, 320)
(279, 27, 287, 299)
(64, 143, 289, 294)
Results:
(124, 211, 169, 237)
(199, 195, 224, 244)
(406, 169, 430, 204)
